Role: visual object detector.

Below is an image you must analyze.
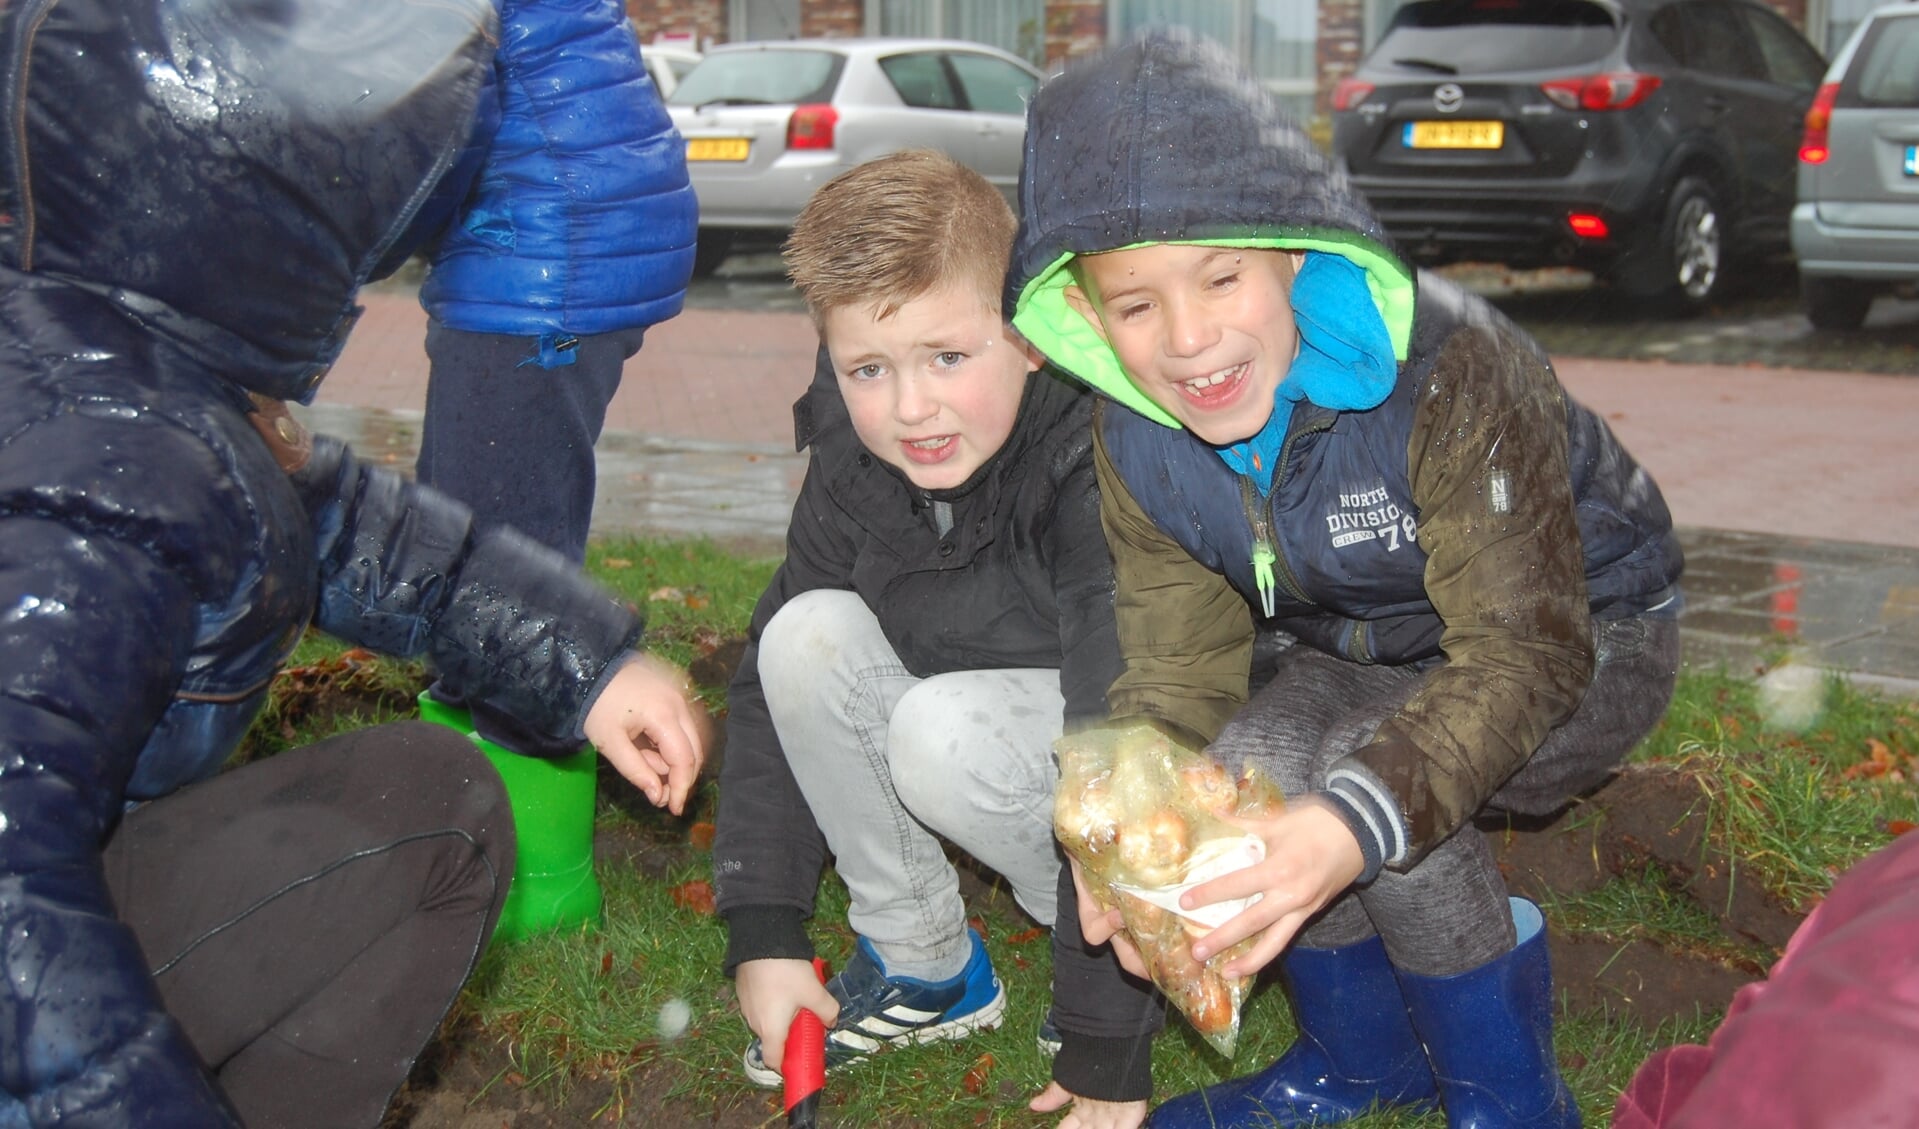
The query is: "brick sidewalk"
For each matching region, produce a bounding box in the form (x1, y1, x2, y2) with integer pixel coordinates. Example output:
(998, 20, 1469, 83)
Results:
(322, 289, 1919, 550)
(322, 291, 817, 449)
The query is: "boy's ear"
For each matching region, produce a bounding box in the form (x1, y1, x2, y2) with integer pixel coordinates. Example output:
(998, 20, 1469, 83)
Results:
(1061, 283, 1111, 344)
(1007, 325, 1045, 373)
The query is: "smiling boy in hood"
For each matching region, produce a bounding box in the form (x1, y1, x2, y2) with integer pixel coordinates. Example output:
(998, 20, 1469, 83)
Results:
(1008, 31, 1684, 1129)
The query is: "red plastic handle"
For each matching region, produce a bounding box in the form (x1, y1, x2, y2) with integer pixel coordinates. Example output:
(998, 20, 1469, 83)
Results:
(782, 957, 830, 1126)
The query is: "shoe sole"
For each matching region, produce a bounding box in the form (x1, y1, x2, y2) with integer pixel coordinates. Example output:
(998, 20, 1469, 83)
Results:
(741, 983, 1008, 1089)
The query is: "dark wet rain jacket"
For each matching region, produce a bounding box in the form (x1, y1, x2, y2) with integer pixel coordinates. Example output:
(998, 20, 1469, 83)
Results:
(714, 349, 1164, 1100)
(1007, 31, 1683, 871)
(0, 2, 642, 1122)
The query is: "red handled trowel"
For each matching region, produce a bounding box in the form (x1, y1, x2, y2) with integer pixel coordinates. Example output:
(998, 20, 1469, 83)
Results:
(782, 957, 830, 1128)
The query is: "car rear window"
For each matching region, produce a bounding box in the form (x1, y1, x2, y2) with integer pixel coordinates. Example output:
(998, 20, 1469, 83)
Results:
(1845, 14, 1919, 108)
(667, 49, 843, 107)
(1371, 0, 1620, 74)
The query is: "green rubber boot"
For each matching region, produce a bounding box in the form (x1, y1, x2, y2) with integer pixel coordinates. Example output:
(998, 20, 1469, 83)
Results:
(417, 691, 603, 943)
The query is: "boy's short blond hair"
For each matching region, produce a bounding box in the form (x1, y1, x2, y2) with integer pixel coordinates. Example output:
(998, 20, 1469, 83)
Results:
(783, 149, 1015, 328)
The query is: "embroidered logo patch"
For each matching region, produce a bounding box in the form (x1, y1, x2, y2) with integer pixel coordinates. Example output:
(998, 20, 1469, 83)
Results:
(1489, 470, 1512, 515)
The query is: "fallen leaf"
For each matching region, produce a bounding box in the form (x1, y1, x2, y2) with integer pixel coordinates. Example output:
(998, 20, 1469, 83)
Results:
(691, 626, 726, 656)
(648, 586, 684, 603)
(602, 557, 633, 570)
(688, 821, 716, 849)
(967, 916, 989, 939)
(1008, 927, 1046, 945)
(1889, 820, 1917, 837)
(961, 1052, 995, 1095)
(601, 951, 614, 976)
(670, 880, 717, 916)
(685, 592, 711, 611)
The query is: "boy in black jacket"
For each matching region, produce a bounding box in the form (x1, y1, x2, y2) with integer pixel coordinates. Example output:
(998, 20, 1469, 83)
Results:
(713, 150, 1162, 1123)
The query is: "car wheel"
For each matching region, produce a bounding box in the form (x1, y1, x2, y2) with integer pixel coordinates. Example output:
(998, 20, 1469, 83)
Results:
(691, 231, 734, 278)
(1614, 175, 1725, 313)
(1801, 275, 1876, 332)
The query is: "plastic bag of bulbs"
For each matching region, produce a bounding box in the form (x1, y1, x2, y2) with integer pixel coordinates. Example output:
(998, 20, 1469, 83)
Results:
(1053, 721, 1285, 1057)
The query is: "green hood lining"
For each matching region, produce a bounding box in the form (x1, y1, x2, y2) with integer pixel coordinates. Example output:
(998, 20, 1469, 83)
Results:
(1010, 233, 1415, 430)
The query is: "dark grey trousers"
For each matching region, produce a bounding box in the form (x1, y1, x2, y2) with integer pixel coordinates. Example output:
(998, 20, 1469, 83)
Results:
(1209, 613, 1680, 976)
(104, 722, 514, 1127)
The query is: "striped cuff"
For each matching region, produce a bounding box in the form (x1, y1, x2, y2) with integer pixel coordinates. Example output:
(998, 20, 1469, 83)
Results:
(1321, 763, 1411, 883)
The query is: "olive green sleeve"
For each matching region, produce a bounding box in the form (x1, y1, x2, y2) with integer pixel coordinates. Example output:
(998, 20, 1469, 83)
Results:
(1094, 417, 1253, 745)
(1344, 326, 1595, 861)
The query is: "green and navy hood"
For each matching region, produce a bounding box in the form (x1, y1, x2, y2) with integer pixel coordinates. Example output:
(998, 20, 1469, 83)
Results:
(1007, 29, 1416, 482)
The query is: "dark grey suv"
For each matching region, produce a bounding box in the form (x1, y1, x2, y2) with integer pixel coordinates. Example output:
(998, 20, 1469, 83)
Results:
(1332, 0, 1826, 310)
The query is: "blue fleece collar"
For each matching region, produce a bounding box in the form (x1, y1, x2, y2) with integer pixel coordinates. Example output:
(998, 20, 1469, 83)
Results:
(1219, 252, 1399, 493)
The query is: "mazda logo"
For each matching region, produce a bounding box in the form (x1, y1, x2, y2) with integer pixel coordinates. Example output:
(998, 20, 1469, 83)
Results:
(1434, 83, 1464, 113)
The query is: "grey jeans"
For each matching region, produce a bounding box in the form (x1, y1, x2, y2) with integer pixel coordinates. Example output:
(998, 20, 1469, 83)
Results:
(757, 589, 1065, 981)
(1209, 613, 1681, 976)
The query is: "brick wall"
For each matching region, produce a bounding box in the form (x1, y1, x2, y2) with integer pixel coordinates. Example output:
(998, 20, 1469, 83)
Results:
(1315, 0, 1362, 123)
(1044, 0, 1106, 68)
(627, 0, 1817, 76)
(626, 0, 723, 47)
(801, 0, 863, 37)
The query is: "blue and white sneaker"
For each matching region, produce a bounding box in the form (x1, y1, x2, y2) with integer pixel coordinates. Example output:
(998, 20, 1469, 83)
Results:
(742, 929, 1006, 1087)
(1037, 1007, 1063, 1056)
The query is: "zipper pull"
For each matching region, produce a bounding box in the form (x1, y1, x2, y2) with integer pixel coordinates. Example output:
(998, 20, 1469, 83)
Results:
(1251, 540, 1278, 619)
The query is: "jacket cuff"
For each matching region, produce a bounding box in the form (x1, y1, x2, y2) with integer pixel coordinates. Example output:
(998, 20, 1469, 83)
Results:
(1316, 789, 1386, 885)
(1320, 759, 1410, 876)
(1053, 1031, 1155, 1103)
(721, 906, 814, 977)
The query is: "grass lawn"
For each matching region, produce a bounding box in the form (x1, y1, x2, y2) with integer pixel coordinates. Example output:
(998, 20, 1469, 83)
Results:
(260, 536, 1919, 1127)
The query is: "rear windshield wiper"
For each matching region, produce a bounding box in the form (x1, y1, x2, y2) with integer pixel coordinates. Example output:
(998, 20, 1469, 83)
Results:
(691, 96, 775, 110)
(1391, 57, 1460, 74)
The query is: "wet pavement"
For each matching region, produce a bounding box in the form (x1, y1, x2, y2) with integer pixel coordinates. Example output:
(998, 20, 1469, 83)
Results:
(309, 263, 1919, 693)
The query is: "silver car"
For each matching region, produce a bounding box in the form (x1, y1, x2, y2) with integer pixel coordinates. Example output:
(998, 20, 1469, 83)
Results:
(665, 38, 1043, 275)
(638, 42, 702, 98)
(1791, 1, 1919, 330)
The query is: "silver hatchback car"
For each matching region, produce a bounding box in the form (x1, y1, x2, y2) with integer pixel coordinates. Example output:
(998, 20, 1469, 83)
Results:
(1791, 1, 1919, 329)
(665, 38, 1043, 275)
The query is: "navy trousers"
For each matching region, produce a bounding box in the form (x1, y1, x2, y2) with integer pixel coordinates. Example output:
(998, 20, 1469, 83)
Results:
(416, 319, 643, 564)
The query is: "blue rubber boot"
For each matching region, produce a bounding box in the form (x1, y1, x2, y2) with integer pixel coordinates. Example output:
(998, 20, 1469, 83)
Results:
(1396, 898, 1581, 1129)
(1147, 934, 1438, 1127)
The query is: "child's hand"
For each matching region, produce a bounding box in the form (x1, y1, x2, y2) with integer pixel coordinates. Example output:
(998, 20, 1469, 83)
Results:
(1068, 857, 1149, 980)
(1029, 1082, 1148, 1129)
(582, 653, 709, 815)
(735, 957, 841, 1072)
(1180, 796, 1366, 977)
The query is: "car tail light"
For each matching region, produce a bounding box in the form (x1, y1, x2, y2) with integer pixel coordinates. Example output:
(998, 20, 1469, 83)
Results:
(1799, 82, 1839, 164)
(1539, 73, 1662, 111)
(1332, 78, 1375, 112)
(787, 104, 838, 151)
(1567, 213, 1610, 239)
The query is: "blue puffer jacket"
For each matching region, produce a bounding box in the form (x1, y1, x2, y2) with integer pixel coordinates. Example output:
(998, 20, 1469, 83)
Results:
(0, 1, 643, 1123)
(420, 0, 698, 348)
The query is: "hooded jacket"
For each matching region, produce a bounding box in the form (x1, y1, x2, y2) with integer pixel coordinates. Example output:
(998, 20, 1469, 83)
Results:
(419, 0, 698, 350)
(1007, 31, 1683, 876)
(713, 349, 1164, 1100)
(0, 2, 642, 1122)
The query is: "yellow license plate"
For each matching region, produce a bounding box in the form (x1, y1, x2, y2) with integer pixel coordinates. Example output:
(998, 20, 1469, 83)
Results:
(1404, 121, 1505, 149)
(686, 137, 750, 162)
